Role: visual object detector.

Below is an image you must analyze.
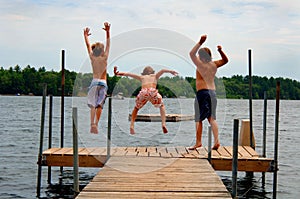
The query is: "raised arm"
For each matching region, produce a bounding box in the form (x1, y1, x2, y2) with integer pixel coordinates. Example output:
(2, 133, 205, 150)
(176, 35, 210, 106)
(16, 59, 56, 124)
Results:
(155, 69, 178, 79)
(102, 22, 110, 57)
(114, 66, 142, 81)
(83, 27, 92, 54)
(214, 45, 229, 67)
(189, 35, 207, 66)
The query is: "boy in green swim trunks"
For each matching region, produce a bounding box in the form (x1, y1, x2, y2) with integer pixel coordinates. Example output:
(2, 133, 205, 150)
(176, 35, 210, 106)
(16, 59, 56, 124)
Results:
(114, 66, 178, 134)
(189, 35, 229, 150)
(84, 22, 110, 134)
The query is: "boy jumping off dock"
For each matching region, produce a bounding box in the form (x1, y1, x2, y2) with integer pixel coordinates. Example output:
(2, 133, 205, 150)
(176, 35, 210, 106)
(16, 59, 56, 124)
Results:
(114, 66, 178, 134)
(189, 35, 228, 150)
(84, 22, 110, 134)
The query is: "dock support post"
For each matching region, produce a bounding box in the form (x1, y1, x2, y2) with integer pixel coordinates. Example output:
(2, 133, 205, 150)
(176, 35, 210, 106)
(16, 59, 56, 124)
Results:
(248, 49, 254, 149)
(232, 119, 239, 199)
(207, 126, 212, 163)
(47, 95, 53, 185)
(107, 97, 112, 161)
(273, 81, 280, 199)
(262, 91, 267, 186)
(73, 107, 80, 195)
(36, 83, 47, 197)
(60, 49, 65, 181)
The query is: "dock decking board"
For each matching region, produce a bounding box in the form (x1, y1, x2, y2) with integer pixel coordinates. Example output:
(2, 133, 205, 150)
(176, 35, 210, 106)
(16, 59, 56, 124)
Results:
(76, 157, 232, 199)
(42, 146, 273, 172)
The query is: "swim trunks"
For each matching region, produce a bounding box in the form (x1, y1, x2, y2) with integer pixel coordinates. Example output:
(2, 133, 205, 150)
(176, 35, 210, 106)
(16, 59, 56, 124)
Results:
(135, 88, 163, 109)
(87, 79, 108, 108)
(194, 89, 217, 122)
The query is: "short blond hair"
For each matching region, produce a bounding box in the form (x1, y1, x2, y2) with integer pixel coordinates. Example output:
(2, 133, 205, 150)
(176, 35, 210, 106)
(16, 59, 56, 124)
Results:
(141, 66, 155, 75)
(91, 42, 104, 57)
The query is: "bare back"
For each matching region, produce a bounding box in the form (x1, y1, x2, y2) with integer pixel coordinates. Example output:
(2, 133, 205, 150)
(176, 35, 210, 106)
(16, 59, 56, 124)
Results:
(90, 53, 108, 80)
(196, 61, 218, 91)
(140, 74, 158, 89)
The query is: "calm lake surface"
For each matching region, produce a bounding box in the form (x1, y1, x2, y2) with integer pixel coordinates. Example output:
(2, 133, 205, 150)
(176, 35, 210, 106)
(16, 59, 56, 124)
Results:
(0, 96, 299, 198)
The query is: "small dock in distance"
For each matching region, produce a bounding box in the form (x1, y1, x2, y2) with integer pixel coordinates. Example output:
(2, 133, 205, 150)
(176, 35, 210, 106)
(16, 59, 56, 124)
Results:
(129, 113, 194, 122)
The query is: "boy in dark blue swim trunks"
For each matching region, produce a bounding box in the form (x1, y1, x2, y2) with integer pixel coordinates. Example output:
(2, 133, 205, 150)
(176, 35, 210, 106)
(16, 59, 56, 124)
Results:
(189, 35, 229, 150)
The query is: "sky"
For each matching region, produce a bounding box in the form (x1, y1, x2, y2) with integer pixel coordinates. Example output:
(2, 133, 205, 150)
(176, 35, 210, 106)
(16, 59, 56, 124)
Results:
(1, 0, 300, 80)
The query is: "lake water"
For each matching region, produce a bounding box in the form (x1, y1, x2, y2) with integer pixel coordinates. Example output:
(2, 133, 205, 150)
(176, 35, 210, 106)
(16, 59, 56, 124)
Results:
(0, 96, 299, 198)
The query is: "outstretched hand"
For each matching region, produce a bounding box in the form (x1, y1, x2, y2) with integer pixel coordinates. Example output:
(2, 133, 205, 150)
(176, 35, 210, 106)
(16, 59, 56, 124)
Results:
(102, 22, 110, 32)
(113, 66, 119, 76)
(84, 27, 91, 37)
(170, 70, 178, 76)
(217, 45, 222, 51)
(199, 35, 207, 45)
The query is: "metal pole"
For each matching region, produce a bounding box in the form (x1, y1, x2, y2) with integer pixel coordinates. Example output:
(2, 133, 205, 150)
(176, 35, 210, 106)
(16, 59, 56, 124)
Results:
(36, 84, 47, 197)
(60, 49, 65, 177)
(273, 81, 280, 199)
(262, 91, 267, 186)
(47, 95, 53, 185)
(107, 97, 112, 161)
(208, 126, 212, 164)
(232, 119, 239, 198)
(248, 49, 254, 149)
(73, 107, 80, 195)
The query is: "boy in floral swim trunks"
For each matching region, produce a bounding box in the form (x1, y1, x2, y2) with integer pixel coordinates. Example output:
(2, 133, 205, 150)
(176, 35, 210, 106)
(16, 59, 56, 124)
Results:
(114, 66, 178, 134)
(83, 22, 110, 134)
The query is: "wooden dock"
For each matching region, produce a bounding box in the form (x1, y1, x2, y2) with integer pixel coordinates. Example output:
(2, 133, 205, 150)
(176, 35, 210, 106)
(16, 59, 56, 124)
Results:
(41, 146, 273, 198)
(129, 114, 194, 122)
(42, 146, 273, 172)
(75, 156, 232, 198)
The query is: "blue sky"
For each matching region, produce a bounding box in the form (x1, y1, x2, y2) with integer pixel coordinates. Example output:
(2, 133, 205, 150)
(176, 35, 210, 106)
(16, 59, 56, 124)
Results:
(1, 0, 300, 80)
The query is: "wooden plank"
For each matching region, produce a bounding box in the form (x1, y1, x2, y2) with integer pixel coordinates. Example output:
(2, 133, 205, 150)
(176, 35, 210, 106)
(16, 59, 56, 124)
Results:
(76, 157, 231, 199)
(211, 158, 273, 172)
(42, 148, 62, 155)
(157, 147, 172, 158)
(76, 191, 232, 199)
(243, 146, 260, 157)
(215, 146, 231, 158)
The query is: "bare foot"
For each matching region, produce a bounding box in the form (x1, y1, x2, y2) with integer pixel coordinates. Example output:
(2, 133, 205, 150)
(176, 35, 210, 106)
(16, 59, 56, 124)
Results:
(90, 123, 98, 134)
(188, 144, 202, 150)
(162, 126, 168, 134)
(130, 127, 135, 135)
(212, 143, 220, 150)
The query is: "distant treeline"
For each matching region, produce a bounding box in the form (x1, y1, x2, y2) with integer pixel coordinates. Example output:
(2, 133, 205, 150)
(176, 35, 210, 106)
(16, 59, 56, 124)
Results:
(1, 65, 300, 99)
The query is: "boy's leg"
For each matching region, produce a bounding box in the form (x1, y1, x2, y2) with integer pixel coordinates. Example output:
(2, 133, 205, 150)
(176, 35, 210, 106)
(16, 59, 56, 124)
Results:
(159, 104, 168, 133)
(95, 107, 103, 126)
(90, 107, 98, 134)
(189, 121, 203, 150)
(208, 117, 220, 150)
(130, 107, 139, 134)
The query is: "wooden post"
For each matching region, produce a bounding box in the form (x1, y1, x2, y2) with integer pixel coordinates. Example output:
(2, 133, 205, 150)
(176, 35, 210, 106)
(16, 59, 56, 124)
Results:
(107, 97, 112, 161)
(232, 119, 239, 198)
(47, 95, 53, 185)
(208, 126, 212, 163)
(36, 84, 47, 197)
(273, 81, 280, 199)
(73, 107, 79, 195)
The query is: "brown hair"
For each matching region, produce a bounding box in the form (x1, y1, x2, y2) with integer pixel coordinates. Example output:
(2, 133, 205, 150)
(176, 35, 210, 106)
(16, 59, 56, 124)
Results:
(198, 47, 212, 63)
(91, 42, 104, 57)
(141, 66, 155, 75)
